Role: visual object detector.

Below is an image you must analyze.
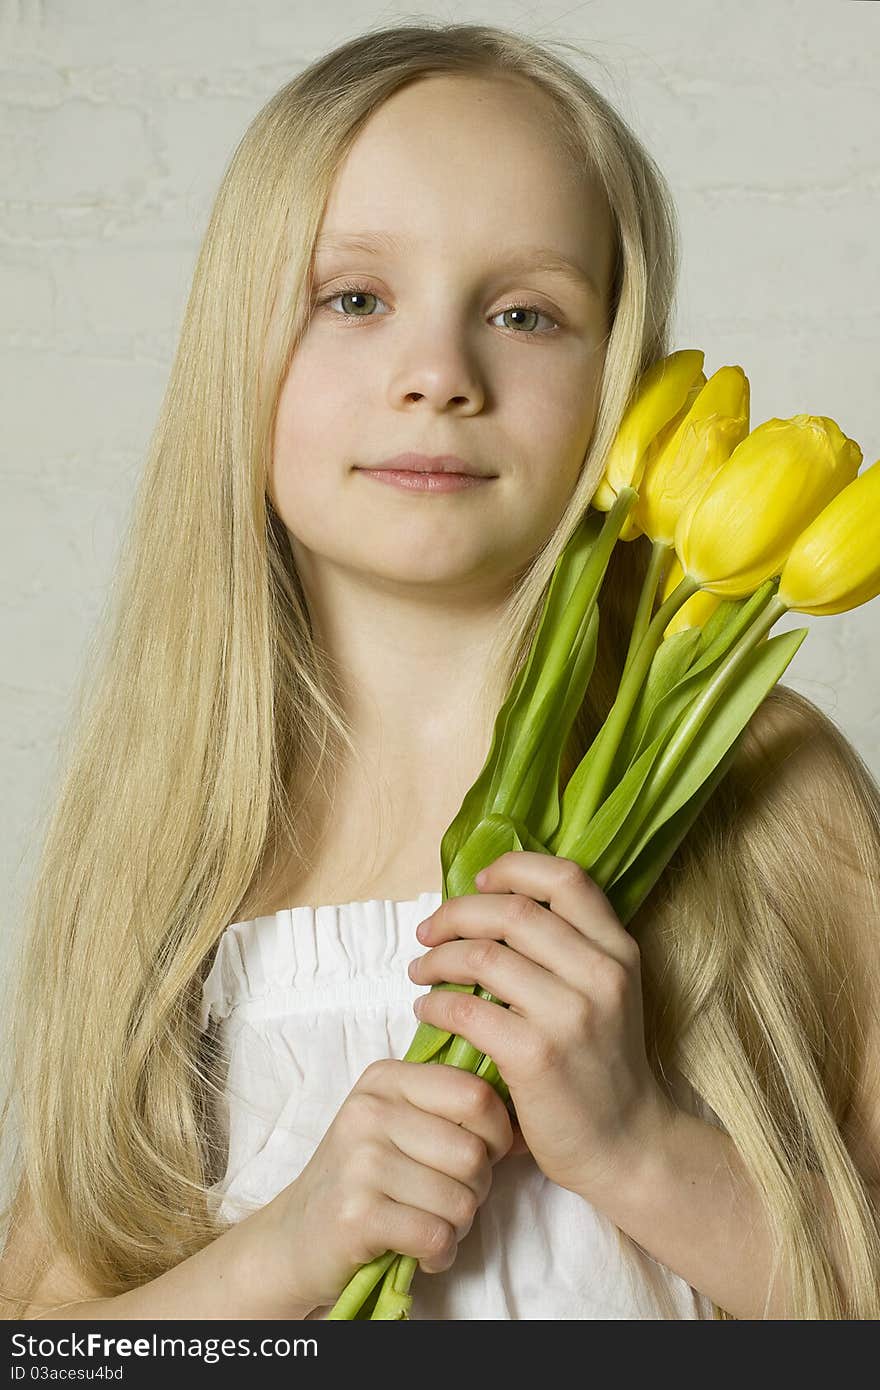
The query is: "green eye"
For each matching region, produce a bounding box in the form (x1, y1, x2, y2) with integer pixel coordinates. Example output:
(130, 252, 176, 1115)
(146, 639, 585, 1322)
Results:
(315, 283, 559, 336)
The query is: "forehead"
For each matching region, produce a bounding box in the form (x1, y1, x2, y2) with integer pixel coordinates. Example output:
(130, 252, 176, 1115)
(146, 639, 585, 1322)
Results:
(313, 76, 614, 295)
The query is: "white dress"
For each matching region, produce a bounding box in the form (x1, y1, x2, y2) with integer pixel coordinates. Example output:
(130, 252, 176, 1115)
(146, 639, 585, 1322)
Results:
(199, 891, 717, 1320)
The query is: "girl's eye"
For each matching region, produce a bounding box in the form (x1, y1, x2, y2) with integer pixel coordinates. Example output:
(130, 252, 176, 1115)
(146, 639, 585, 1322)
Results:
(314, 283, 559, 337)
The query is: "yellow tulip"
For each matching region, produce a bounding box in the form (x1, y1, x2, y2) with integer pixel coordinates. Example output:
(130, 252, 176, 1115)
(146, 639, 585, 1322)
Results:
(674, 415, 862, 599)
(619, 365, 750, 543)
(660, 554, 722, 636)
(777, 457, 880, 615)
(591, 349, 706, 515)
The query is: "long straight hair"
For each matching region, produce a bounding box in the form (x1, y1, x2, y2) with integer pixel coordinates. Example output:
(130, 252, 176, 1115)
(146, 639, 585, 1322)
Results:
(2, 22, 878, 1319)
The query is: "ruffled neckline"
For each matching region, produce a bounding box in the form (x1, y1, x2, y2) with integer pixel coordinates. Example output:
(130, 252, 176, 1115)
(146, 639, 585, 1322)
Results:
(200, 890, 444, 1031)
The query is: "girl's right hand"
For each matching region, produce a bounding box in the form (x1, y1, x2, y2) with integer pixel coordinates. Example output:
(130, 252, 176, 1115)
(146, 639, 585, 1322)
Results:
(247, 1057, 515, 1313)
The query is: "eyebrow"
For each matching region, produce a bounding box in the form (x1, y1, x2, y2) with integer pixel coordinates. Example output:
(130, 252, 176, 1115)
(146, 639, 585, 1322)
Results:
(313, 230, 599, 298)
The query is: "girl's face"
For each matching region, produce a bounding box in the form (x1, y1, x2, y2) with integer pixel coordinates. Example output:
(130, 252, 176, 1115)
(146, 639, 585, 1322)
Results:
(270, 73, 615, 601)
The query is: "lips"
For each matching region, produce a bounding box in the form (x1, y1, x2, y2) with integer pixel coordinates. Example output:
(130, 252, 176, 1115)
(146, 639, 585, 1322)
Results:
(358, 452, 495, 477)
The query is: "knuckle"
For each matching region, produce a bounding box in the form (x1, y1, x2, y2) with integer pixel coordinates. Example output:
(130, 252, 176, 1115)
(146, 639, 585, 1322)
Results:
(566, 992, 593, 1035)
(559, 858, 588, 888)
(453, 1186, 479, 1232)
(469, 939, 499, 974)
(524, 1030, 556, 1073)
(462, 1074, 494, 1116)
(361, 1058, 392, 1088)
(458, 1130, 488, 1180)
(621, 933, 641, 968)
(451, 991, 478, 1028)
(594, 955, 629, 1004)
(337, 1192, 375, 1262)
(358, 1134, 387, 1170)
(508, 894, 537, 927)
(347, 1089, 385, 1133)
(424, 1219, 457, 1264)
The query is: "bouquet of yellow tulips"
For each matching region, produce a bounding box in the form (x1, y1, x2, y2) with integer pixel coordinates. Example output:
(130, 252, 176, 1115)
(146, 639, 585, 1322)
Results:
(328, 349, 880, 1319)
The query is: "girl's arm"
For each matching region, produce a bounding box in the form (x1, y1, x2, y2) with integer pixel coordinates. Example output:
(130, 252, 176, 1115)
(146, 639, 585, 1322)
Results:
(2, 1194, 314, 1321)
(582, 835, 880, 1320)
(583, 1104, 878, 1319)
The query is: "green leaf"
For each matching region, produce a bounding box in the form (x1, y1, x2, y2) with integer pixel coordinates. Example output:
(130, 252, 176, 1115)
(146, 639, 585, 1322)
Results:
(693, 595, 742, 653)
(605, 727, 746, 926)
(624, 647, 727, 768)
(437, 512, 602, 881)
(408, 815, 532, 1064)
(610, 628, 702, 779)
(444, 812, 524, 896)
(555, 726, 670, 868)
(608, 627, 807, 883)
(685, 580, 777, 681)
(622, 581, 779, 773)
(490, 603, 600, 843)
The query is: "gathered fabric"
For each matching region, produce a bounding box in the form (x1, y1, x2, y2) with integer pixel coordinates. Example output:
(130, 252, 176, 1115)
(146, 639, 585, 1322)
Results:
(200, 891, 716, 1320)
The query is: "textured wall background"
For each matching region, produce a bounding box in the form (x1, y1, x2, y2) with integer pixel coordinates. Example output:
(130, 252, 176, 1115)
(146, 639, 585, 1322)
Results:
(2, 0, 878, 977)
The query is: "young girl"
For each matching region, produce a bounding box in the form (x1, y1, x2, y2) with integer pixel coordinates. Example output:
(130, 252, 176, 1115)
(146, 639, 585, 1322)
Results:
(2, 23, 879, 1322)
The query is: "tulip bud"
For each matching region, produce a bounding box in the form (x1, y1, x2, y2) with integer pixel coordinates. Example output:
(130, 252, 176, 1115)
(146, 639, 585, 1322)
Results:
(777, 457, 880, 615)
(592, 349, 706, 516)
(674, 415, 862, 598)
(620, 365, 750, 544)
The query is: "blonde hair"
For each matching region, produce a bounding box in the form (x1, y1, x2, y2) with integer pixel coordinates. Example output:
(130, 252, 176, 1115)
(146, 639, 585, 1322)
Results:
(2, 21, 878, 1320)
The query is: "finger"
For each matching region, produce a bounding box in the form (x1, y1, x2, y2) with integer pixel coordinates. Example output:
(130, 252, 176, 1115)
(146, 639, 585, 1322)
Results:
(411, 989, 528, 1085)
(368, 1198, 459, 1276)
(474, 852, 638, 967)
(380, 1059, 513, 1164)
(384, 1103, 499, 1195)
(409, 937, 578, 1021)
(416, 891, 606, 986)
(380, 1144, 485, 1241)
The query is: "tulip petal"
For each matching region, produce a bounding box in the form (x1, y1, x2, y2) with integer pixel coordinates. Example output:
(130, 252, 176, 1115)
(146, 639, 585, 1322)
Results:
(593, 349, 706, 508)
(778, 457, 880, 614)
(675, 415, 862, 597)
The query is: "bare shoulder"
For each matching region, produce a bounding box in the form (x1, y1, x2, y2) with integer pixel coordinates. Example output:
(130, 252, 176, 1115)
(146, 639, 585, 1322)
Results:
(0, 1183, 104, 1320)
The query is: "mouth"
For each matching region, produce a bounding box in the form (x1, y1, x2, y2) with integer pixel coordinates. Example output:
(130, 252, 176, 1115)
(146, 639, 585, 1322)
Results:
(356, 452, 497, 478)
(355, 467, 495, 493)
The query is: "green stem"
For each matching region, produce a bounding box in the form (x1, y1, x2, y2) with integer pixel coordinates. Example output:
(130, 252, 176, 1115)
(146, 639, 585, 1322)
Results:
(552, 570, 702, 850)
(370, 1254, 417, 1319)
(591, 588, 788, 887)
(325, 1249, 398, 1319)
(476, 1055, 509, 1102)
(489, 487, 639, 823)
(622, 539, 673, 680)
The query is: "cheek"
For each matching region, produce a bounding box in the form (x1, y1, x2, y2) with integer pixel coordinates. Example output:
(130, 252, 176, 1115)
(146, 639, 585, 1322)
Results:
(514, 343, 603, 444)
(507, 355, 603, 532)
(269, 350, 359, 517)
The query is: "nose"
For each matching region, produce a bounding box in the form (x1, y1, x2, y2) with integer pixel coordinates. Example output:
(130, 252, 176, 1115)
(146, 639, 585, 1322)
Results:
(391, 333, 485, 414)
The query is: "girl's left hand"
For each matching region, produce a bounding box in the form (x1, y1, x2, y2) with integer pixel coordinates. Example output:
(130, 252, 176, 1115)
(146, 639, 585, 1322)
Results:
(408, 851, 680, 1203)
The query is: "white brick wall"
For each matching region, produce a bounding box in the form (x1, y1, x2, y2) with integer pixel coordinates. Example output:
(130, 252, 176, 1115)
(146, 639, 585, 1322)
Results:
(2, 1, 878, 962)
